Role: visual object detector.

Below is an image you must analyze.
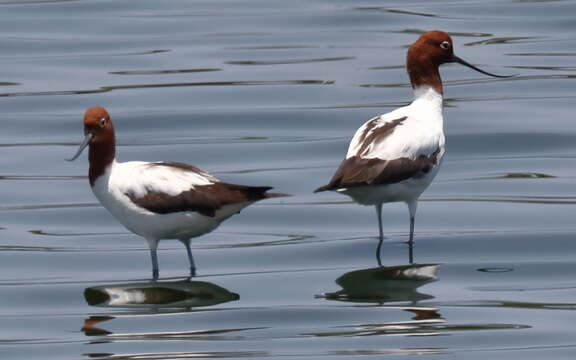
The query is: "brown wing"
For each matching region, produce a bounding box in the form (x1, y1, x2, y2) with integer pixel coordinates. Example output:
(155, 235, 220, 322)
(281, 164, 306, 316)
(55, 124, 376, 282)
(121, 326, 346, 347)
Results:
(125, 162, 275, 217)
(315, 148, 440, 192)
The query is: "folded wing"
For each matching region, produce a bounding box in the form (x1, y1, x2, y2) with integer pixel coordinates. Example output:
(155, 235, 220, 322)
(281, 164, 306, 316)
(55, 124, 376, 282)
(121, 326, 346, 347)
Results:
(316, 115, 441, 192)
(119, 162, 273, 217)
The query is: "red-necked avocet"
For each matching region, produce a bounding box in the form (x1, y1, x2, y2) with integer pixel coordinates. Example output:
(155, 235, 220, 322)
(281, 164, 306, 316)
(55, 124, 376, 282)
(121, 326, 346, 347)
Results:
(315, 31, 511, 260)
(68, 106, 282, 279)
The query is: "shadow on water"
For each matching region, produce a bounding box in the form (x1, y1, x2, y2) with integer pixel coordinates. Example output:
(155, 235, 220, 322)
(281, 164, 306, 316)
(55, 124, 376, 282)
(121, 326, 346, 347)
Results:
(84, 279, 239, 311)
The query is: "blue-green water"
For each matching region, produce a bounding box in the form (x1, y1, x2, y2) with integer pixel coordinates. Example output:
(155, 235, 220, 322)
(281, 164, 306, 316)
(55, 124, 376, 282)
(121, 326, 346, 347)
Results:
(1, 0, 576, 359)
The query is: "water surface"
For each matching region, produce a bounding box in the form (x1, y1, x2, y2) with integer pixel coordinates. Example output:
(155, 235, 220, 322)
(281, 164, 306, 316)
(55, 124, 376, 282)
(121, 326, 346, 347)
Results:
(1, 0, 575, 359)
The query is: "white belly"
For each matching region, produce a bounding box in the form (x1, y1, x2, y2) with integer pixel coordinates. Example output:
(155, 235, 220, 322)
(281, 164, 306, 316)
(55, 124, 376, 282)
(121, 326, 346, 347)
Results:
(92, 176, 249, 241)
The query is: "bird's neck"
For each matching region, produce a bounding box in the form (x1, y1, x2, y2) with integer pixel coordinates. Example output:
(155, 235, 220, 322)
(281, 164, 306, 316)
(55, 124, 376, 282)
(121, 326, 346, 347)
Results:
(407, 58, 443, 95)
(89, 135, 116, 187)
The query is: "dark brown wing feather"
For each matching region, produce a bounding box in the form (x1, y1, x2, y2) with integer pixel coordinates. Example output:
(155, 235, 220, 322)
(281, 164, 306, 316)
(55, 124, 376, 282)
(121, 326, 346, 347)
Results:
(127, 183, 276, 217)
(315, 115, 443, 192)
(314, 148, 440, 192)
(125, 162, 277, 217)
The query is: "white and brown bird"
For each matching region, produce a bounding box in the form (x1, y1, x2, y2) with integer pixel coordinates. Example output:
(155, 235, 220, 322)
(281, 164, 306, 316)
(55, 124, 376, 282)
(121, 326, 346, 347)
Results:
(315, 31, 510, 257)
(68, 106, 282, 279)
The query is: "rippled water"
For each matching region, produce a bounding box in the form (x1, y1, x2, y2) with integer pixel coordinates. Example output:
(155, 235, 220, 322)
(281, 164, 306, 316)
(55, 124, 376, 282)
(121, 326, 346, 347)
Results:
(1, 0, 576, 359)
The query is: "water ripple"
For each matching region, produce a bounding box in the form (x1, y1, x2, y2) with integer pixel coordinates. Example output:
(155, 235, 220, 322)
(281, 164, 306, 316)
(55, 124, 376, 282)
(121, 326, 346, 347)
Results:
(0, 202, 97, 211)
(109, 68, 222, 76)
(0, 80, 334, 98)
(360, 73, 576, 91)
(0, 0, 79, 4)
(225, 57, 354, 66)
(223, 45, 317, 50)
(83, 351, 268, 359)
(0, 175, 83, 181)
(394, 29, 494, 38)
(465, 36, 544, 46)
(507, 52, 576, 57)
(443, 300, 576, 310)
(423, 195, 576, 205)
(353, 7, 467, 20)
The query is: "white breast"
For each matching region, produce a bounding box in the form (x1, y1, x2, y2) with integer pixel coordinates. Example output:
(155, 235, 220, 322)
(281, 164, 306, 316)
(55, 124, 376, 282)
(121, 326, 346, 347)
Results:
(348, 86, 445, 162)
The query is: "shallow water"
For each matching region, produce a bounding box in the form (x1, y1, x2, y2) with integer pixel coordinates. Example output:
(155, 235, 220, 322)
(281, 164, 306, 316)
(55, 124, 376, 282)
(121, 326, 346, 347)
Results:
(1, 0, 576, 359)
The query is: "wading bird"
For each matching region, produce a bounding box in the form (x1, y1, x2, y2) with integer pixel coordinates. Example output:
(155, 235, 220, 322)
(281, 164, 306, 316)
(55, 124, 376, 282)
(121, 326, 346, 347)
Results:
(315, 31, 511, 262)
(68, 107, 282, 279)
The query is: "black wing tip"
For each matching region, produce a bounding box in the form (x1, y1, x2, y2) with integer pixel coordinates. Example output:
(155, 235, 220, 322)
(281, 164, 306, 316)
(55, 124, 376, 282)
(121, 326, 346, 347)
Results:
(314, 184, 333, 193)
(222, 184, 291, 200)
(246, 185, 273, 199)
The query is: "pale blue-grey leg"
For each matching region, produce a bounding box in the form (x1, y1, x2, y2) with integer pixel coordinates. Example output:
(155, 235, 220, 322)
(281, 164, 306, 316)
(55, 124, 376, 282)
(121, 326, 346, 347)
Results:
(146, 238, 159, 280)
(181, 239, 196, 278)
(407, 200, 418, 245)
(407, 200, 418, 264)
(375, 203, 384, 267)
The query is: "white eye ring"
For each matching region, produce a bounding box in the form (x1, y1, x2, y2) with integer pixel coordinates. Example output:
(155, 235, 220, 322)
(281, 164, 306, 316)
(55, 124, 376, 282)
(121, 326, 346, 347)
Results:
(99, 117, 107, 127)
(440, 41, 451, 50)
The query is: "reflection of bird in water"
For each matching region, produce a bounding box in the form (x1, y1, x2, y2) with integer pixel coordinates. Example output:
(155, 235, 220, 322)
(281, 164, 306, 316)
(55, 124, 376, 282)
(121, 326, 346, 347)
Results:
(315, 30, 510, 258)
(320, 263, 439, 304)
(84, 279, 239, 309)
(82, 316, 114, 336)
(320, 235, 440, 306)
(67, 106, 283, 279)
(82, 280, 239, 338)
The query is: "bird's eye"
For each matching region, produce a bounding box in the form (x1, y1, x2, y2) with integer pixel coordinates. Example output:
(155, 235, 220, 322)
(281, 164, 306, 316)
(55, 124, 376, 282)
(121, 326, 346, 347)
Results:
(440, 41, 451, 50)
(99, 118, 107, 127)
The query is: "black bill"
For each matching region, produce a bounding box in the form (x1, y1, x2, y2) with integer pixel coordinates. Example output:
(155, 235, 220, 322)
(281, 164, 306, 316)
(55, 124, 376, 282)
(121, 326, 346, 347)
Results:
(452, 55, 513, 78)
(66, 132, 94, 162)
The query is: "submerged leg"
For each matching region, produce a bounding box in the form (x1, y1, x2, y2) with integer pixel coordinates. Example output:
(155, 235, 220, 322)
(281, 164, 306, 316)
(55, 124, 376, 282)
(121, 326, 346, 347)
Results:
(408, 238, 415, 265)
(375, 203, 384, 267)
(146, 238, 160, 280)
(180, 239, 197, 278)
(407, 200, 418, 245)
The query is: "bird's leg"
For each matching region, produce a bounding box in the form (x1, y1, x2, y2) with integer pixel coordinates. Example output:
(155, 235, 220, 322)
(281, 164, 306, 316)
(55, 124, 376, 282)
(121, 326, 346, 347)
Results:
(146, 238, 160, 281)
(409, 216, 415, 244)
(180, 239, 197, 278)
(375, 203, 384, 267)
(407, 200, 418, 245)
(394, 200, 418, 264)
(408, 236, 415, 265)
